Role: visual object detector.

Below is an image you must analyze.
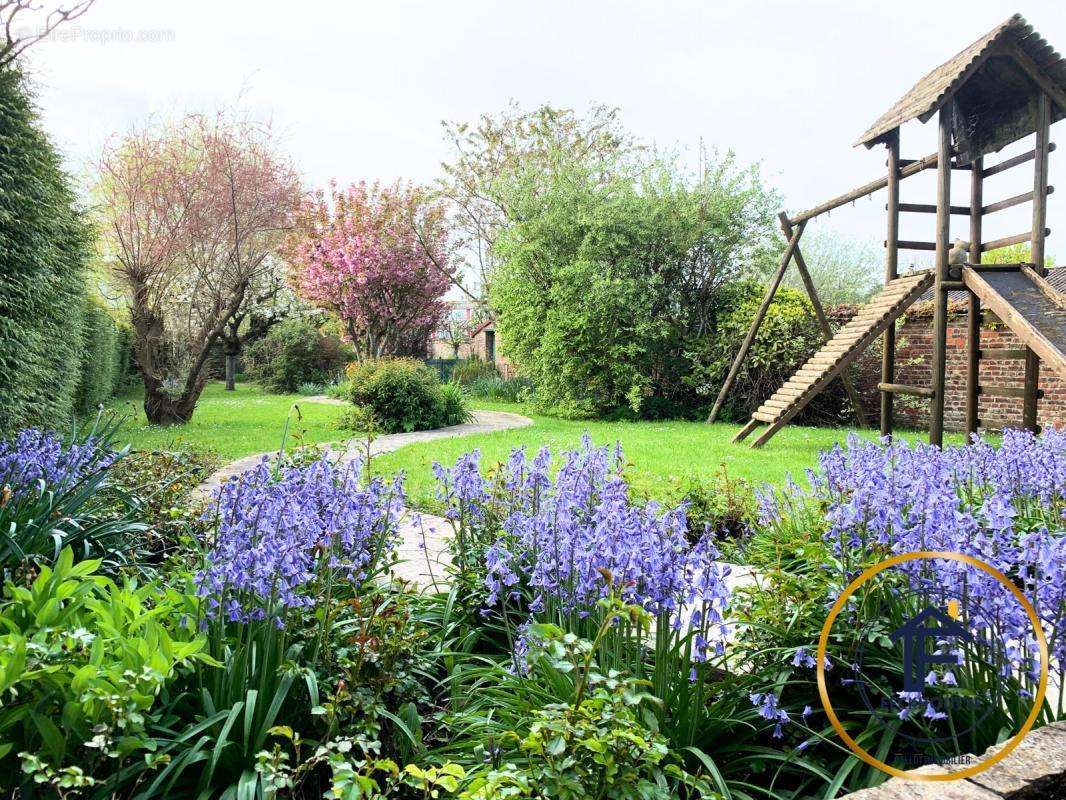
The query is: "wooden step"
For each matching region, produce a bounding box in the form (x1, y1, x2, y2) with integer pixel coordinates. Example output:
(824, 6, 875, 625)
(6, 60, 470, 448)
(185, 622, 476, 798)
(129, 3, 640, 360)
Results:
(745, 272, 935, 447)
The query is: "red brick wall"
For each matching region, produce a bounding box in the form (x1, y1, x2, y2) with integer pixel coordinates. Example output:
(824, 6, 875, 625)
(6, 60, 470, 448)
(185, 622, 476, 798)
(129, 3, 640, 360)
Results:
(860, 306, 1066, 432)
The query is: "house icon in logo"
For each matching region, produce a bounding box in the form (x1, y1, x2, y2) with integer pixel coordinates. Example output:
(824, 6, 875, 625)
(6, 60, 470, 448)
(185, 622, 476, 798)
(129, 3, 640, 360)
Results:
(890, 606, 971, 693)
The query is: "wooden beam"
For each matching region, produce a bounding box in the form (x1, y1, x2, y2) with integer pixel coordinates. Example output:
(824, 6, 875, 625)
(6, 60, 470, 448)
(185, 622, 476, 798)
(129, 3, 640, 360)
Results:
(930, 107, 952, 447)
(1023, 91, 1052, 435)
(779, 213, 868, 428)
(1022, 265, 1065, 308)
(707, 220, 806, 423)
(881, 130, 900, 438)
(979, 385, 1043, 399)
(982, 186, 1054, 215)
(982, 229, 1050, 253)
(1023, 350, 1041, 430)
(1033, 92, 1051, 268)
(897, 202, 970, 215)
(978, 418, 1041, 433)
(789, 150, 949, 225)
(981, 143, 1056, 179)
(1004, 41, 1066, 117)
(878, 382, 934, 398)
(966, 157, 983, 438)
(732, 418, 760, 443)
(890, 240, 937, 251)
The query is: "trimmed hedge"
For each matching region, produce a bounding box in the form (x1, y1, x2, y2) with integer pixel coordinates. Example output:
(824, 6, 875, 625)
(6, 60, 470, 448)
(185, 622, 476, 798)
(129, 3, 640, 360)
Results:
(73, 298, 132, 415)
(0, 67, 94, 432)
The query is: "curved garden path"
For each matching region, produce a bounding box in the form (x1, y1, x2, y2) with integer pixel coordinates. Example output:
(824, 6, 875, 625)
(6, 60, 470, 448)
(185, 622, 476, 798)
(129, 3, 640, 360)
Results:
(191, 406, 533, 587)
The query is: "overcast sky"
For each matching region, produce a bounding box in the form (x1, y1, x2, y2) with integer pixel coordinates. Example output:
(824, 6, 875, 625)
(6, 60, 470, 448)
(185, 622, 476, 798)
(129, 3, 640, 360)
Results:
(20, 0, 1066, 271)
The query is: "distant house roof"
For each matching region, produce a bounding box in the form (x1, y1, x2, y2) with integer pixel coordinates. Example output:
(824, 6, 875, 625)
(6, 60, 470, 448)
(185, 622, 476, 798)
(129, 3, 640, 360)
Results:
(855, 14, 1066, 159)
(469, 318, 494, 337)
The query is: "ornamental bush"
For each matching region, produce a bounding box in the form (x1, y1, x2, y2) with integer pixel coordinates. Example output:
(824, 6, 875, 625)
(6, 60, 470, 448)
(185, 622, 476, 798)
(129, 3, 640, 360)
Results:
(0, 67, 94, 433)
(342, 358, 471, 434)
(244, 317, 350, 393)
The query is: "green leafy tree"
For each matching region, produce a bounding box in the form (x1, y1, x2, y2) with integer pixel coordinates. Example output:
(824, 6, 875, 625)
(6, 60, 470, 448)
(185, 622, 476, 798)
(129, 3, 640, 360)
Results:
(439, 103, 639, 303)
(781, 230, 882, 305)
(490, 153, 779, 418)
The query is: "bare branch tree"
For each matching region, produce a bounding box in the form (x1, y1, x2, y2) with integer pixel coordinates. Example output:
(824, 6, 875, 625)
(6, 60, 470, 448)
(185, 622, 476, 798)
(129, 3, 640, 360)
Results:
(0, 0, 95, 65)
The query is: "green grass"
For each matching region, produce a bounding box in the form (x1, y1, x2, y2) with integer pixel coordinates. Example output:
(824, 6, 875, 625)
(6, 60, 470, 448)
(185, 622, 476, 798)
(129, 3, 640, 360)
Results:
(105, 383, 967, 506)
(105, 382, 349, 461)
(374, 400, 969, 508)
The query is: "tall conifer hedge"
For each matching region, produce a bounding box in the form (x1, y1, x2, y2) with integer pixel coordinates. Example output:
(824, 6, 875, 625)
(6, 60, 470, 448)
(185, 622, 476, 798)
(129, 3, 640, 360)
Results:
(0, 67, 93, 432)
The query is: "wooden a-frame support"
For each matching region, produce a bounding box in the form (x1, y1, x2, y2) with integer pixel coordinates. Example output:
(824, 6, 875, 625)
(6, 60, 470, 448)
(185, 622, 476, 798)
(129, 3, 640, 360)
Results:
(705, 217, 868, 426)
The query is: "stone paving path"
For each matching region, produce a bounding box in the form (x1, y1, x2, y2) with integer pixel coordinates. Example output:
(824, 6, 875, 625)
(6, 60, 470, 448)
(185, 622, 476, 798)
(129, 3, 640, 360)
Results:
(191, 408, 532, 502)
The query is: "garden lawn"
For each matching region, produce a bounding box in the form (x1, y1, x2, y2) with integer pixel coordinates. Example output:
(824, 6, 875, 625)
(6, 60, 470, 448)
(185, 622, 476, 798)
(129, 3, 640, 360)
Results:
(105, 386, 970, 505)
(106, 382, 348, 461)
(375, 401, 970, 508)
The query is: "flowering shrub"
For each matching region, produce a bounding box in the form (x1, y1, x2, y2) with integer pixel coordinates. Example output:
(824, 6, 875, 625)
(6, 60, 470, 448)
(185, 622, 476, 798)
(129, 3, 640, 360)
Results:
(741, 429, 1066, 787)
(433, 437, 737, 781)
(196, 454, 404, 624)
(0, 423, 144, 574)
(0, 427, 116, 499)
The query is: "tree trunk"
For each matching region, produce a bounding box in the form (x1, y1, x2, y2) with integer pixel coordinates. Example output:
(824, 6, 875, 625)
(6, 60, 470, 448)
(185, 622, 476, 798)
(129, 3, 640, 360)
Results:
(225, 353, 237, 391)
(143, 385, 200, 425)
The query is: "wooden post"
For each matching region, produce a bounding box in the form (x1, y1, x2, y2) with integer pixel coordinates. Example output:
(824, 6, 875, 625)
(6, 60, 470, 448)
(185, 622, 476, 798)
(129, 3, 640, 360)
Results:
(881, 129, 900, 438)
(965, 157, 983, 438)
(707, 220, 806, 423)
(929, 108, 952, 447)
(779, 213, 868, 428)
(1024, 90, 1051, 433)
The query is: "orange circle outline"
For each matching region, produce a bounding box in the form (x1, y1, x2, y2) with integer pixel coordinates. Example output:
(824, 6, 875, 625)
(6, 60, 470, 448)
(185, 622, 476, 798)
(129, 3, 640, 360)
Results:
(815, 550, 1049, 781)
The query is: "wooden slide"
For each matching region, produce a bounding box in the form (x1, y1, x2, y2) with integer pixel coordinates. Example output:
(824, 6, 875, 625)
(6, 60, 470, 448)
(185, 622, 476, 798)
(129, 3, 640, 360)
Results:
(962, 266, 1066, 379)
(734, 271, 935, 448)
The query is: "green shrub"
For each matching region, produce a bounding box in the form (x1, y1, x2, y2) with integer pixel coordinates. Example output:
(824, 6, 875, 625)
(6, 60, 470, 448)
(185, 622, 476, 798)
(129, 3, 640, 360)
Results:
(0, 549, 210, 794)
(0, 67, 94, 433)
(244, 318, 350, 393)
(466, 375, 533, 403)
(491, 154, 779, 419)
(659, 466, 758, 547)
(0, 417, 148, 577)
(451, 357, 497, 385)
(341, 358, 470, 434)
(685, 279, 834, 423)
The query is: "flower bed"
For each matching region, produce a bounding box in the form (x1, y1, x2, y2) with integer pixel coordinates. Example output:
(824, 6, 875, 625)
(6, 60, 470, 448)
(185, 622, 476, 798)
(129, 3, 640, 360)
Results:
(0, 421, 1062, 798)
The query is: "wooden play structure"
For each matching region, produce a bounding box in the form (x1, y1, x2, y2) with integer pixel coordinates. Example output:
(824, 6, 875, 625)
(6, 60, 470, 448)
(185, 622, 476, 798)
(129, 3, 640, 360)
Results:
(710, 14, 1066, 447)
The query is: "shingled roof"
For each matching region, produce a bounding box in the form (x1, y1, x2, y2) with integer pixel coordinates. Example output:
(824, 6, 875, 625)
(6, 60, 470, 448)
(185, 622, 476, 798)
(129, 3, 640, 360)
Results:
(856, 13, 1066, 150)
(913, 265, 1066, 304)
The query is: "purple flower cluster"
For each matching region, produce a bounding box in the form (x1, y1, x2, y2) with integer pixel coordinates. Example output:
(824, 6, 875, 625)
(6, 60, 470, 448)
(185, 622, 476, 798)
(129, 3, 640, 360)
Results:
(434, 436, 732, 660)
(0, 428, 115, 499)
(765, 430, 1065, 674)
(195, 455, 404, 624)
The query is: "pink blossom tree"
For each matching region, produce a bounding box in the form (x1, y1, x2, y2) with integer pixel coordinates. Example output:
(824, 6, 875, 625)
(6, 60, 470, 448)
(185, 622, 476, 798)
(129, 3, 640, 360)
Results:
(287, 181, 454, 360)
(98, 112, 301, 424)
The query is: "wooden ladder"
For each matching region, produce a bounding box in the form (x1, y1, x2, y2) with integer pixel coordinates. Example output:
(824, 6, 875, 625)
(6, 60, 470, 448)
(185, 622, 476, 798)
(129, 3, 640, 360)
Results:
(735, 271, 935, 448)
